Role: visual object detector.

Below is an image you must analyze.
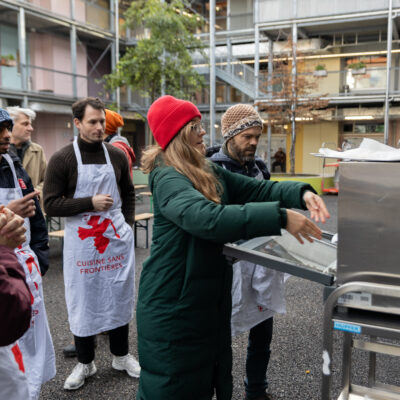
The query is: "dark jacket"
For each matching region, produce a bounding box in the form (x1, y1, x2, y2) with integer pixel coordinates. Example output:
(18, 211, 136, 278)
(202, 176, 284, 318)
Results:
(207, 145, 270, 180)
(0, 245, 32, 346)
(0, 153, 49, 275)
(136, 161, 312, 399)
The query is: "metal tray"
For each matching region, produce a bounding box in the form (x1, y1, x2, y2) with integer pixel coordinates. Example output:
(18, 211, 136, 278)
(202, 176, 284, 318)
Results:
(223, 231, 337, 286)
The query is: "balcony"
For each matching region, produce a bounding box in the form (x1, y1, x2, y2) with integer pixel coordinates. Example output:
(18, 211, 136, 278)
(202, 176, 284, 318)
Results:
(258, 65, 399, 104)
(257, 0, 400, 24)
(26, 0, 115, 33)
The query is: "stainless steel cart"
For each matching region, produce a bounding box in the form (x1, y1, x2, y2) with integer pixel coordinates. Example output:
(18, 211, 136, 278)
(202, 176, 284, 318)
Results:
(322, 162, 400, 400)
(223, 161, 400, 400)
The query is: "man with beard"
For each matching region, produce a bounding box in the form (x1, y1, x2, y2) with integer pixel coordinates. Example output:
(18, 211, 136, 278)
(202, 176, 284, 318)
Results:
(208, 104, 276, 400)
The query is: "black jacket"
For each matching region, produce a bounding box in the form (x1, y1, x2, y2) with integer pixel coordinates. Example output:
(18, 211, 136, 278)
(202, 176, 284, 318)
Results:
(0, 153, 49, 275)
(207, 145, 271, 180)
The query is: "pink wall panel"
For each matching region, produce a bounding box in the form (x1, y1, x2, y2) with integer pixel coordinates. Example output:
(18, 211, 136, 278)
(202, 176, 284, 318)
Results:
(32, 113, 74, 160)
(29, 33, 88, 97)
(29, 33, 54, 93)
(29, 0, 85, 21)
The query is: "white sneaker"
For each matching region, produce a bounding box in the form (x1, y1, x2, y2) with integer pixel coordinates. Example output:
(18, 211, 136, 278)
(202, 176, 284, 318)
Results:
(64, 361, 97, 390)
(112, 353, 141, 378)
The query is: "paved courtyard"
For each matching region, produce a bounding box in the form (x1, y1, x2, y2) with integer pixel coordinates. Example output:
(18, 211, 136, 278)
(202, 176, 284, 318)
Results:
(39, 194, 394, 400)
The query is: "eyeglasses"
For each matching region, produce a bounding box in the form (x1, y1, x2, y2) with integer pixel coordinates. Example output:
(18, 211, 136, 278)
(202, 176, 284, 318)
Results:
(190, 122, 205, 134)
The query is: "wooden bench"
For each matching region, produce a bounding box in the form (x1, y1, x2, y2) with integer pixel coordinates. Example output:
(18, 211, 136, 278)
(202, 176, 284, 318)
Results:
(134, 213, 154, 248)
(45, 215, 62, 232)
(48, 214, 154, 249)
(48, 229, 65, 246)
(134, 184, 148, 190)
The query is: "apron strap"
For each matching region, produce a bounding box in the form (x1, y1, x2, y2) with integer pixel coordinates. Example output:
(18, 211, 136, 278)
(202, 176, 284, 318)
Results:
(73, 138, 112, 166)
(102, 142, 112, 165)
(3, 154, 23, 197)
(73, 138, 83, 166)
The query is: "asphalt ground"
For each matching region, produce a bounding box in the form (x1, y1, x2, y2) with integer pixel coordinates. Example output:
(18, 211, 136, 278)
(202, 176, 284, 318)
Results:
(38, 194, 399, 399)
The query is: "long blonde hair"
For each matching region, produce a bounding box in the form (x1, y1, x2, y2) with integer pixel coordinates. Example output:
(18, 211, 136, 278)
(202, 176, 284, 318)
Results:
(141, 122, 222, 203)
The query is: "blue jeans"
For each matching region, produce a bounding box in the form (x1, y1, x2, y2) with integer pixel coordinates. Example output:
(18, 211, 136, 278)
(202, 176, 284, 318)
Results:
(244, 317, 273, 399)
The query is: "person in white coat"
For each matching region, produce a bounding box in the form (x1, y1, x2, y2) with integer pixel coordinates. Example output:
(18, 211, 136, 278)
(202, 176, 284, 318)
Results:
(0, 206, 30, 400)
(0, 109, 56, 400)
(209, 104, 328, 400)
(44, 97, 139, 390)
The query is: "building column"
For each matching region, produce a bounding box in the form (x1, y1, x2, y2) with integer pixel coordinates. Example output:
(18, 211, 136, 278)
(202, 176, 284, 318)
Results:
(209, 0, 216, 145)
(70, 25, 78, 99)
(114, 0, 120, 112)
(18, 7, 28, 107)
(384, 0, 393, 144)
(290, 17, 298, 173)
(254, 27, 260, 100)
(267, 38, 273, 172)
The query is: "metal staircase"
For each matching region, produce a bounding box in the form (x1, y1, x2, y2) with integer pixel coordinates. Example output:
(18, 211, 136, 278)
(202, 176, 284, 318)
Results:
(193, 55, 266, 99)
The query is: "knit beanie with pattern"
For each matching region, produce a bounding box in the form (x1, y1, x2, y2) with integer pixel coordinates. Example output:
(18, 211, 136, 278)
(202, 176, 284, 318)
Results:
(0, 108, 13, 130)
(147, 95, 201, 150)
(221, 104, 263, 142)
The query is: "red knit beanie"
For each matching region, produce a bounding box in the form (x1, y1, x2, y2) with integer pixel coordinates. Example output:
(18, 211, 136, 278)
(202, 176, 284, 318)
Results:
(147, 95, 201, 150)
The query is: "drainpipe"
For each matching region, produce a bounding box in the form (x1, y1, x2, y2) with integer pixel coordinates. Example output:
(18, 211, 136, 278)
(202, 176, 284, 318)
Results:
(267, 38, 273, 172)
(115, 0, 120, 114)
(384, 0, 393, 144)
(69, 0, 78, 136)
(18, 7, 28, 107)
(291, 21, 297, 174)
(227, 0, 232, 99)
(161, 0, 166, 96)
(254, 0, 259, 101)
(210, 0, 216, 145)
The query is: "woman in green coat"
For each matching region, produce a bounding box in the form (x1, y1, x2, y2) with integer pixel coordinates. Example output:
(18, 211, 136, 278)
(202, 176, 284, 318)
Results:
(136, 95, 329, 400)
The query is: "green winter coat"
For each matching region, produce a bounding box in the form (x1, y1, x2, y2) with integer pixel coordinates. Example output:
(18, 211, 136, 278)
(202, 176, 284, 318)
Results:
(136, 162, 313, 400)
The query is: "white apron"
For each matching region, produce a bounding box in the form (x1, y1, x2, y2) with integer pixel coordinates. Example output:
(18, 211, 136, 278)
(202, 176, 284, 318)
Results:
(0, 154, 56, 400)
(231, 167, 288, 336)
(63, 139, 135, 337)
(0, 343, 29, 400)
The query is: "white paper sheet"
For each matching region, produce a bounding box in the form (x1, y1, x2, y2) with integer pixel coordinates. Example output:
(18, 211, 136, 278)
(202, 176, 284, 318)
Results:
(311, 138, 400, 161)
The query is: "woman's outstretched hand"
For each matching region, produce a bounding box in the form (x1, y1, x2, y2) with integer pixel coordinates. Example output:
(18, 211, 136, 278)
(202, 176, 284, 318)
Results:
(303, 191, 330, 223)
(285, 209, 322, 244)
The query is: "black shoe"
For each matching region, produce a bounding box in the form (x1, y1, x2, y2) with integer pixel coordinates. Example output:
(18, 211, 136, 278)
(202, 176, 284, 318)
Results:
(63, 343, 77, 358)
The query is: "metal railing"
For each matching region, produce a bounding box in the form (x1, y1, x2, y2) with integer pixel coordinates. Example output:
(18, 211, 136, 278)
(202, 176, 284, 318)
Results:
(25, 0, 116, 33)
(193, 54, 259, 98)
(1, 61, 400, 107)
(0, 62, 144, 109)
(258, 66, 400, 99)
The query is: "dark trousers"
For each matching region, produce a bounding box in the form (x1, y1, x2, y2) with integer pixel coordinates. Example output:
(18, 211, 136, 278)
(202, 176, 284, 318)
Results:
(74, 323, 129, 364)
(272, 161, 286, 173)
(244, 317, 273, 399)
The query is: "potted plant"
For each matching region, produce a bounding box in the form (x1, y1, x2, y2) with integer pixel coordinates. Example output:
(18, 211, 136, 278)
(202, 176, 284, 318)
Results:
(0, 54, 17, 67)
(314, 64, 327, 77)
(348, 61, 366, 75)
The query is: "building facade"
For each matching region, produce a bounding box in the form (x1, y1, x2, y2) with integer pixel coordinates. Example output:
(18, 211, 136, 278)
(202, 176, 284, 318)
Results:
(191, 0, 400, 174)
(0, 0, 146, 164)
(1, 0, 399, 175)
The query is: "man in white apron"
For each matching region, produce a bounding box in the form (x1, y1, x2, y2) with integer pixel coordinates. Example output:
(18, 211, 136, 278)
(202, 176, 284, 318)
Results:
(209, 104, 285, 400)
(0, 109, 56, 400)
(43, 97, 138, 390)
